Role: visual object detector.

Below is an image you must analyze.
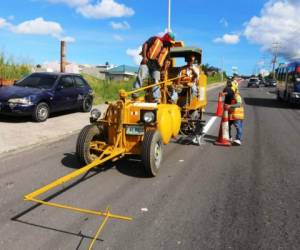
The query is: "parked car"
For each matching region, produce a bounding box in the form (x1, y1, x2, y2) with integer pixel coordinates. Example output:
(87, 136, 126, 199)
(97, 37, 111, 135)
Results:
(0, 72, 93, 122)
(247, 78, 260, 88)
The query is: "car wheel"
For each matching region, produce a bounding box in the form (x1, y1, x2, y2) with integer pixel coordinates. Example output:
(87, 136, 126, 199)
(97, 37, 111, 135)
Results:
(33, 102, 49, 122)
(142, 130, 163, 177)
(81, 96, 93, 112)
(76, 124, 104, 165)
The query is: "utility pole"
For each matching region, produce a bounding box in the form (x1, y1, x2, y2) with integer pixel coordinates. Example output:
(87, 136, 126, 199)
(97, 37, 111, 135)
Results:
(271, 42, 280, 79)
(167, 0, 171, 31)
(221, 56, 224, 82)
(60, 40, 66, 73)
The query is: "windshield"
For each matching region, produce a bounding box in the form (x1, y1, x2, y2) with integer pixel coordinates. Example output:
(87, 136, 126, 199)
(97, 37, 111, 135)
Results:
(15, 74, 58, 89)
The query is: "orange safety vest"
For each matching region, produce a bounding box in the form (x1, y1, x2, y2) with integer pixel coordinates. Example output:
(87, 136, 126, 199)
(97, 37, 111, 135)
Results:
(146, 37, 169, 67)
(180, 67, 199, 83)
(229, 93, 245, 120)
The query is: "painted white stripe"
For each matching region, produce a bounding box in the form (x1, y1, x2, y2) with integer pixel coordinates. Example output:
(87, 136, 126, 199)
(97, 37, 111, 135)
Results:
(203, 116, 218, 134)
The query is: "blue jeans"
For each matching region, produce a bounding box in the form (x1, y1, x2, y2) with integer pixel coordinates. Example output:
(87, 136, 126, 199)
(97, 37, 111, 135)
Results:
(229, 120, 243, 141)
(133, 63, 161, 100)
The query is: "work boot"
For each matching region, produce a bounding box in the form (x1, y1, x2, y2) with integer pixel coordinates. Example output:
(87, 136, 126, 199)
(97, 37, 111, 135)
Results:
(233, 139, 241, 145)
(192, 135, 202, 146)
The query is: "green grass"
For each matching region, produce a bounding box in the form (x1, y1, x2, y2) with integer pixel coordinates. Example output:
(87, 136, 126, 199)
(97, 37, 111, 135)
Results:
(82, 74, 134, 104)
(207, 72, 224, 85)
(0, 52, 31, 80)
(83, 72, 225, 104)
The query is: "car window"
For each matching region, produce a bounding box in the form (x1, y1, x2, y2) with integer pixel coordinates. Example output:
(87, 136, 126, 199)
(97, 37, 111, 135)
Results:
(74, 76, 86, 88)
(15, 74, 57, 89)
(58, 76, 74, 89)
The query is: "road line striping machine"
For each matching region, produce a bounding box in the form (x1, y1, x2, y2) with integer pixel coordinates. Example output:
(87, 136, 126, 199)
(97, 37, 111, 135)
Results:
(24, 44, 208, 248)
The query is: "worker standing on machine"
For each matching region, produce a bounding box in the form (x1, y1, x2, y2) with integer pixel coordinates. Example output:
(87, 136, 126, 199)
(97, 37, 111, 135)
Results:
(133, 32, 176, 102)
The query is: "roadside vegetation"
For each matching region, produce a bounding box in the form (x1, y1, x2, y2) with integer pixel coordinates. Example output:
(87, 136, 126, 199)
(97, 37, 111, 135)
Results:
(83, 70, 225, 105)
(82, 74, 134, 104)
(207, 72, 225, 84)
(0, 53, 31, 80)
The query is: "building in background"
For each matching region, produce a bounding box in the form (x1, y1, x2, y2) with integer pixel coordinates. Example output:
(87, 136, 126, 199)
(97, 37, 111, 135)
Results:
(107, 65, 138, 81)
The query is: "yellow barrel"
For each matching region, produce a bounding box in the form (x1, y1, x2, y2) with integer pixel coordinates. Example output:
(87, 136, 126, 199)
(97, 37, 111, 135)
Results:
(157, 104, 181, 144)
(157, 105, 172, 144)
(169, 105, 181, 137)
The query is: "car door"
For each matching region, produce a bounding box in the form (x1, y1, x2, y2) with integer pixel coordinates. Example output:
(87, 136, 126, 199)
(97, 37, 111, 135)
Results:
(73, 76, 88, 108)
(52, 76, 77, 111)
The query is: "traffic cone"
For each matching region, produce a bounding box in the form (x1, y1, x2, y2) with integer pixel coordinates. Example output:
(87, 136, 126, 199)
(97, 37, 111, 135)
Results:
(215, 93, 223, 117)
(214, 108, 231, 146)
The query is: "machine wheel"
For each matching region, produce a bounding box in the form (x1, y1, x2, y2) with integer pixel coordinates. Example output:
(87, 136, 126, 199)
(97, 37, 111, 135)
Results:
(76, 124, 102, 165)
(142, 130, 163, 177)
(33, 102, 50, 122)
(81, 96, 93, 112)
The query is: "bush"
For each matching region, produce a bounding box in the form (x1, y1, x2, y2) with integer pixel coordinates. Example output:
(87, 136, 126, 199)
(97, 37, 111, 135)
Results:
(207, 72, 224, 84)
(82, 74, 134, 104)
(0, 52, 31, 80)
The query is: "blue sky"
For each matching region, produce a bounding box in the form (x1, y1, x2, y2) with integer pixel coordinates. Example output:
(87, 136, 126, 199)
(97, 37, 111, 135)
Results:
(0, 0, 298, 75)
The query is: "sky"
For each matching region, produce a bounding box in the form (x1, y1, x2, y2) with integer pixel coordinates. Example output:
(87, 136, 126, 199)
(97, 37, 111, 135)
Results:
(0, 0, 299, 75)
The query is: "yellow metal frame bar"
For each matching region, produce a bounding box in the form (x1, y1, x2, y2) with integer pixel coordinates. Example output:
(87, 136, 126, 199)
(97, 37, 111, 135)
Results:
(125, 76, 181, 96)
(24, 135, 132, 249)
(88, 207, 111, 250)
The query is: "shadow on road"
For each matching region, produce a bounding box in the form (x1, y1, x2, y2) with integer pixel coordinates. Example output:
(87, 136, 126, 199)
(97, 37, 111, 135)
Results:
(10, 169, 104, 248)
(11, 153, 146, 249)
(0, 109, 79, 123)
(243, 97, 298, 109)
(61, 153, 82, 169)
(61, 152, 148, 178)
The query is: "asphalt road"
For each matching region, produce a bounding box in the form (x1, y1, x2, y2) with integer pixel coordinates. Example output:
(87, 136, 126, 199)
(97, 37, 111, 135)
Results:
(0, 82, 299, 250)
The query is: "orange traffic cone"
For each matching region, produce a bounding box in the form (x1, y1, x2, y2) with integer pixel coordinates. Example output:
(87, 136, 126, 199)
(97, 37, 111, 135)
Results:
(214, 108, 231, 146)
(215, 93, 223, 117)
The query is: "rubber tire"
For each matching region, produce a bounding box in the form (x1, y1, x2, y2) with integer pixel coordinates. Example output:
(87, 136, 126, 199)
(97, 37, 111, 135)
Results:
(142, 130, 163, 177)
(81, 96, 93, 112)
(33, 102, 49, 122)
(76, 124, 101, 165)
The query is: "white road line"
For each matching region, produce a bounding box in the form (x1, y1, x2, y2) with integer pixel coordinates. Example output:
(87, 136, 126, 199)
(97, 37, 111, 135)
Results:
(203, 116, 218, 134)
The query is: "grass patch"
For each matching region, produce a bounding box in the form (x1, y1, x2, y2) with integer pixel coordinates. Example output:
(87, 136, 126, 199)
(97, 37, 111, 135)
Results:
(83, 72, 225, 104)
(82, 74, 134, 104)
(0, 52, 31, 80)
(207, 73, 224, 85)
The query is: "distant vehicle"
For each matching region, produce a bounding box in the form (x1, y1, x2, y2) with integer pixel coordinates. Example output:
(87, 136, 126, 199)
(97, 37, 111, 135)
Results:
(247, 78, 259, 88)
(0, 72, 93, 122)
(276, 62, 300, 103)
(265, 79, 277, 87)
(259, 78, 266, 86)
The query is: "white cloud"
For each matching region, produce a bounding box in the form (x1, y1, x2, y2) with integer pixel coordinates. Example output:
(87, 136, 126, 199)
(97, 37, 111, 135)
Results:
(113, 34, 123, 41)
(126, 46, 142, 65)
(0, 17, 75, 42)
(214, 34, 240, 44)
(47, 0, 89, 7)
(110, 21, 130, 30)
(244, 0, 300, 59)
(77, 0, 134, 19)
(220, 18, 229, 27)
(0, 18, 8, 28)
(11, 17, 63, 38)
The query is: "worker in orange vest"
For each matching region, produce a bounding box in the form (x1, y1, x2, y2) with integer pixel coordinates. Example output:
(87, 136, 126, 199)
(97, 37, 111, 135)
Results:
(133, 32, 176, 102)
(178, 55, 199, 98)
(225, 86, 245, 145)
